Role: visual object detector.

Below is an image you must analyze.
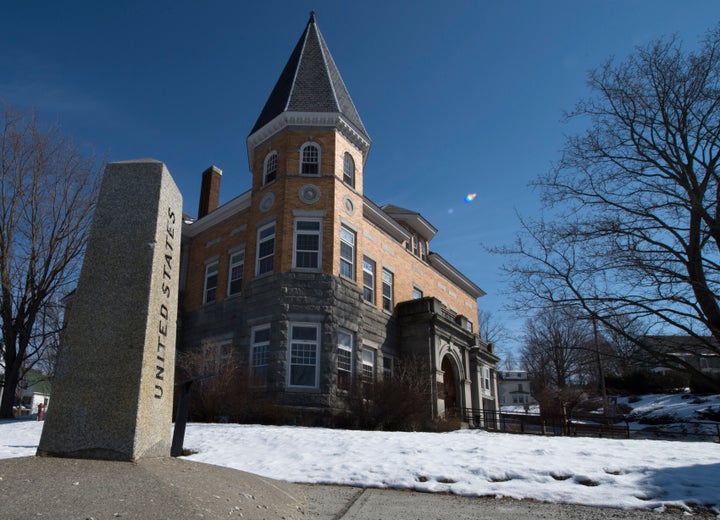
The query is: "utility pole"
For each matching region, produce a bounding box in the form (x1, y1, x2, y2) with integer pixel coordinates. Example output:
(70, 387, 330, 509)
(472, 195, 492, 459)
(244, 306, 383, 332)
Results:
(592, 316, 609, 416)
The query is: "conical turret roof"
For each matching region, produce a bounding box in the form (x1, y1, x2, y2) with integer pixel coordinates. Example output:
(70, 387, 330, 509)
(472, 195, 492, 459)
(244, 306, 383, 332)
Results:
(248, 12, 370, 154)
(247, 13, 370, 170)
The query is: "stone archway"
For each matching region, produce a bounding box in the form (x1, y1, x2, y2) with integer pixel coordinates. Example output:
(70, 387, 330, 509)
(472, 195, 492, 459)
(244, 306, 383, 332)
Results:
(441, 355, 460, 414)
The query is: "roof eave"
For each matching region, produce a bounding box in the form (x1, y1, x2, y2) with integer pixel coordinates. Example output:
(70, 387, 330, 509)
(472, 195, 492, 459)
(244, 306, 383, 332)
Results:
(362, 197, 412, 243)
(427, 252, 486, 299)
(183, 190, 252, 238)
(247, 111, 371, 171)
(384, 211, 438, 241)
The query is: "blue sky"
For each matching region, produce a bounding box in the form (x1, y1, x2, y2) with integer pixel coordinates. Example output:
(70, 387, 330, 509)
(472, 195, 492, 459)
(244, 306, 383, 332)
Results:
(3, 1, 719, 355)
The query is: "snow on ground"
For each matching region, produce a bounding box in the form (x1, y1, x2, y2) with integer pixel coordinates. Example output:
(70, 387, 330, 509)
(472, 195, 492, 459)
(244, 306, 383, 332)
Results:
(624, 393, 720, 422)
(1, 416, 719, 514)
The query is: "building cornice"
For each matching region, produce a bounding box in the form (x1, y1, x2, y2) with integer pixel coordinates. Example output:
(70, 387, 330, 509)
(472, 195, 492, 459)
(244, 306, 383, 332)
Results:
(382, 206, 438, 242)
(183, 190, 252, 238)
(246, 111, 371, 171)
(362, 197, 412, 243)
(427, 252, 486, 299)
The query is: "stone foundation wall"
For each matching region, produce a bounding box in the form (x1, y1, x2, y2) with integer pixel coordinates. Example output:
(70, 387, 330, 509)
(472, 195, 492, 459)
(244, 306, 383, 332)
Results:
(179, 272, 397, 418)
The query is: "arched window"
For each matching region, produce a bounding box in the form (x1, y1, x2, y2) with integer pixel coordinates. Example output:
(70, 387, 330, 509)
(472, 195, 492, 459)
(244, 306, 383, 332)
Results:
(263, 151, 278, 185)
(300, 143, 320, 175)
(343, 152, 355, 188)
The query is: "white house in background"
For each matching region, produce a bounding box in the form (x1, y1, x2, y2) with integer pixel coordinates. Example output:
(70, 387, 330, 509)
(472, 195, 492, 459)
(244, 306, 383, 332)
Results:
(498, 370, 536, 409)
(0, 369, 50, 416)
(21, 370, 51, 414)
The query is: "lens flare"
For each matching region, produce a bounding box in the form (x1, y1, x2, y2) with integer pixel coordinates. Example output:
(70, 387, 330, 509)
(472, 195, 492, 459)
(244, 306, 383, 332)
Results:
(464, 193, 477, 203)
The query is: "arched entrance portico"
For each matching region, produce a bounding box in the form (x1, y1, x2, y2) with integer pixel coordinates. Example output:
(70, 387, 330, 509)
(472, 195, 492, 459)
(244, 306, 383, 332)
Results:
(440, 355, 460, 415)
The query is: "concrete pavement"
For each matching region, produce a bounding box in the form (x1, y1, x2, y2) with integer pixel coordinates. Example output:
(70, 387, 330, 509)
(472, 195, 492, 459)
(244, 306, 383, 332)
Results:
(0, 456, 305, 519)
(303, 485, 697, 519)
(0, 456, 703, 519)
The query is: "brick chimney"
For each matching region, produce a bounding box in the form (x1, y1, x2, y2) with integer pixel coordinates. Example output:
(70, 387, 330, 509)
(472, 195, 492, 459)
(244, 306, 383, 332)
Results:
(197, 165, 222, 218)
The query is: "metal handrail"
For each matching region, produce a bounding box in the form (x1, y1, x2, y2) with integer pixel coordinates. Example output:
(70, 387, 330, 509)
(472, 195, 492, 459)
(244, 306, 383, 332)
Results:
(460, 408, 720, 442)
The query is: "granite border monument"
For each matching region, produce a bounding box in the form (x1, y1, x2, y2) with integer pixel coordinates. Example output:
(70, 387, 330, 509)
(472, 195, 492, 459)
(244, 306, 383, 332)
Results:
(37, 159, 182, 461)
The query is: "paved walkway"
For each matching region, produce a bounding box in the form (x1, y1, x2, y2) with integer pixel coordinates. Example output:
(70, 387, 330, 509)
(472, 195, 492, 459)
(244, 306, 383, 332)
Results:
(303, 485, 696, 519)
(0, 456, 703, 519)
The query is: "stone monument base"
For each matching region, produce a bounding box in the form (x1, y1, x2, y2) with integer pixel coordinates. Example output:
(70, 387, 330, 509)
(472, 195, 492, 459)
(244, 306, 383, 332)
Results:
(0, 456, 305, 519)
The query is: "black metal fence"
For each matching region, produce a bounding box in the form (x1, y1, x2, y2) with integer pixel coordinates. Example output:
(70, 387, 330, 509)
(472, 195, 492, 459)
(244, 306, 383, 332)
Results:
(462, 408, 720, 442)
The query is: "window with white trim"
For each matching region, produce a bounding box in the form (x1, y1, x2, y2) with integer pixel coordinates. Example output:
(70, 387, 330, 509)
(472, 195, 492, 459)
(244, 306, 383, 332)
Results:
(203, 261, 218, 304)
(340, 226, 355, 279)
(419, 240, 427, 261)
(256, 222, 275, 275)
(381, 268, 393, 312)
(263, 151, 278, 185)
(300, 143, 320, 175)
(343, 152, 355, 188)
(362, 348, 375, 386)
(228, 250, 245, 295)
(288, 323, 320, 388)
(294, 219, 321, 270)
(383, 356, 393, 379)
(337, 330, 353, 391)
(412, 287, 423, 299)
(482, 367, 492, 396)
(362, 257, 375, 303)
(251, 325, 270, 387)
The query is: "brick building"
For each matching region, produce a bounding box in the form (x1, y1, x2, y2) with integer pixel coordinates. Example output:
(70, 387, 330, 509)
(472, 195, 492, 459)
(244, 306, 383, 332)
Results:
(178, 12, 499, 425)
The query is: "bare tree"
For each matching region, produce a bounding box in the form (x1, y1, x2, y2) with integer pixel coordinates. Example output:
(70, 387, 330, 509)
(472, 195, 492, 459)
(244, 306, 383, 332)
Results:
(521, 305, 593, 391)
(500, 24, 720, 390)
(499, 350, 518, 371)
(521, 306, 597, 416)
(477, 309, 507, 345)
(477, 310, 517, 368)
(25, 298, 64, 381)
(0, 105, 100, 418)
(596, 312, 649, 376)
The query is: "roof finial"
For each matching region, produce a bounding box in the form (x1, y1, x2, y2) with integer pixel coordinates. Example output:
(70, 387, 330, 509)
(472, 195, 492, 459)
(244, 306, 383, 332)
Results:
(309, 11, 316, 23)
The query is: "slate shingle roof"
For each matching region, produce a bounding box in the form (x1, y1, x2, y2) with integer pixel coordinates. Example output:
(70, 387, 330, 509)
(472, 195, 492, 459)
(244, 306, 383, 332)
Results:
(250, 12, 369, 141)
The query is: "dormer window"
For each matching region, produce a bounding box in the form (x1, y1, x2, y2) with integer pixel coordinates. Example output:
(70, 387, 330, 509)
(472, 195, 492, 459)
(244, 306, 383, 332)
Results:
(301, 143, 320, 175)
(343, 152, 355, 188)
(406, 233, 428, 261)
(263, 152, 278, 185)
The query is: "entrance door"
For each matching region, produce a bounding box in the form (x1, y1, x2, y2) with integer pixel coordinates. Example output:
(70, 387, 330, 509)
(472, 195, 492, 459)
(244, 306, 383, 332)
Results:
(441, 356, 458, 414)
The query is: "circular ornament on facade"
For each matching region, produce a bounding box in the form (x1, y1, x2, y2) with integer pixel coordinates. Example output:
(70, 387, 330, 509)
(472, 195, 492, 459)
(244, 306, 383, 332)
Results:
(260, 192, 275, 212)
(298, 184, 321, 204)
(343, 196, 355, 215)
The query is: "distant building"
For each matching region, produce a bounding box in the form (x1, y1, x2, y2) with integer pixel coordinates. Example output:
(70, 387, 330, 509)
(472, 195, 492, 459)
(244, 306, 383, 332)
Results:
(0, 369, 50, 416)
(638, 336, 720, 375)
(177, 13, 499, 425)
(498, 370, 536, 408)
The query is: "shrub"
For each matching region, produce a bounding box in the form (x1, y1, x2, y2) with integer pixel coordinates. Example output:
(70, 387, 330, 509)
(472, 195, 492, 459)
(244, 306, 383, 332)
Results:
(605, 370, 689, 395)
(175, 344, 246, 423)
(342, 355, 435, 431)
(689, 373, 720, 395)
